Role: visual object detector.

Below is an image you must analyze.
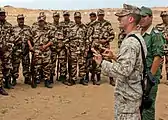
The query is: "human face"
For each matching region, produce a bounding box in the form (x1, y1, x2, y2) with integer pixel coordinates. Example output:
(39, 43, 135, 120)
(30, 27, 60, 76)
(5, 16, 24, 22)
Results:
(139, 15, 152, 28)
(118, 15, 129, 30)
(63, 14, 70, 21)
(98, 14, 104, 21)
(17, 18, 24, 26)
(90, 15, 97, 22)
(162, 15, 168, 25)
(53, 16, 60, 22)
(74, 17, 81, 24)
(38, 20, 45, 27)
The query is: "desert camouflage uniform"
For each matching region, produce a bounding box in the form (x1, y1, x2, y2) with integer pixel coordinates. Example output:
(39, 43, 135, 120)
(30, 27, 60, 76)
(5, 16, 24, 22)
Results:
(59, 14, 75, 81)
(12, 24, 32, 83)
(49, 12, 61, 81)
(31, 24, 53, 84)
(118, 29, 126, 49)
(156, 11, 168, 79)
(68, 12, 88, 83)
(0, 20, 14, 84)
(102, 30, 147, 120)
(90, 9, 115, 84)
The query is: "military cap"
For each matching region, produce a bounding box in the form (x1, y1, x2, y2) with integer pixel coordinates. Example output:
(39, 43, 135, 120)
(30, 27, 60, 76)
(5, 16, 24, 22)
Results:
(39, 12, 45, 17)
(0, 8, 5, 13)
(160, 11, 168, 17)
(97, 9, 105, 15)
(74, 12, 81, 18)
(89, 12, 96, 16)
(37, 16, 45, 21)
(53, 11, 60, 17)
(63, 11, 70, 16)
(140, 6, 152, 16)
(17, 14, 24, 19)
(115, 4, 140, 17)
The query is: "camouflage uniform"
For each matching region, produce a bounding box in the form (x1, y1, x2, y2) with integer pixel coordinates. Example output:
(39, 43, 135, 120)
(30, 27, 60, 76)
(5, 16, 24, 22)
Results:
(49, 11, 61, 82)
(31, 16, 54, 88)
(0, 8, 9, 95)
(90, 9, 115, 85)
(101, 4, 146, 120)
(67, 12, 88, 84)
(11, 14, 32, 85)
(0, 11, 14, 89)
(118, 29, 126, 49)
(156, 11, 168, 80)
(59, 11, 75, 83)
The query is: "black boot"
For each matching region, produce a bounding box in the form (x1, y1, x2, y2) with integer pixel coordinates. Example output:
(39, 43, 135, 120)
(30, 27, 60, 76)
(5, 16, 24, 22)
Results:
(50, 73, 54, 83)
(91, 73, 96, 85)
(24, 77, 31, 85)
(109, 77, 115, 86)
(59, 75, 66, 82)
(0, 87, 8, 96)
(80, 74, 89, 86)
(44, 80, 53, 88)
(11, 78, 17, 86)
(4, 77, 14, 89)
(96, 74, 101, 85)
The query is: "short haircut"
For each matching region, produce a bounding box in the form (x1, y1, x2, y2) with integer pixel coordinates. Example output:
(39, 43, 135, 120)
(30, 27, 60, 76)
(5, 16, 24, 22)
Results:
(129, 13, 141, 25)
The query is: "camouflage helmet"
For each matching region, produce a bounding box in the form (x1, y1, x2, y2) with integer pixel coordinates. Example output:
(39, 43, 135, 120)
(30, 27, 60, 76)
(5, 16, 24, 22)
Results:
(53, 11, 60, 17)
(97, 9, 105, 15)
(89, 12, 96, 16)
(39, 12, 46, 20)
(160, 11, 168, 17)
(17, 14, 24, 19)
(63, 10, 70, 16)
(74, 12, 81, 18)
(115, 4, 140, 17)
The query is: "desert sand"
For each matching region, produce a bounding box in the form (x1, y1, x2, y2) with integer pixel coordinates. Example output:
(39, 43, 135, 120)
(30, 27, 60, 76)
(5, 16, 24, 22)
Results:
(0, 6, 168, 120)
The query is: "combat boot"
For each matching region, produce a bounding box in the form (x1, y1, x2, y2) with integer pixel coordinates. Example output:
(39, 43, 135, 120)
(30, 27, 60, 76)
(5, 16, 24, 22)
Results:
(24, 77, 31, 85)
(11, 78, 17, 86)
(4, 77, 14, 89)
(44, 80, 53, 88)
(0, 87, 8, 96)
(96, 74, 101, 85)
(109, 77, 115, 86)
(59, 75, 66, 82)
(80, 74, 89, 86)
(50, 73, 54, 83)
(91, 74, 96, 85)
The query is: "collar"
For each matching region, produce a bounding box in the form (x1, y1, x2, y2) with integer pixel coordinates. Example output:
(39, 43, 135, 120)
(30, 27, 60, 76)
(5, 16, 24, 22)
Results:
(142, 24, 153, 36)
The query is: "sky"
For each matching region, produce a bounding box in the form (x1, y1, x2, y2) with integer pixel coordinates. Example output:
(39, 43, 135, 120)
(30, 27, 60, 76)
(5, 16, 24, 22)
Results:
(0, 0, 168, 10)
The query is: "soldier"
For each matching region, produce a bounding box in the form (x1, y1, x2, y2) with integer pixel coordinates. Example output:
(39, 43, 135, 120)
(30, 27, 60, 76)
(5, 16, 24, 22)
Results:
(11, 14, 32, 86)
(0, 8, 14, 89)
(59, 11, 75, 85)
(91, 9, 115, 85)
(68, 12, 88, 85)
(49, 11, 61, 83)
(156, 11, 168, 80)
(140, 6, 165, 120)
(93, 4, 146, 120)
(85, 12, 97, 84)
(118, 29, 126, 49)
(0, 8, 9, 95)
(28, 15, 54, 88)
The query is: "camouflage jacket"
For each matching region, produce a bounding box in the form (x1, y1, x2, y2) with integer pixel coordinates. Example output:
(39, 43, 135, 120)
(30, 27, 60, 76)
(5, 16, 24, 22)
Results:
(90, 19, 115, 49)
(13, 25, 32, 51)
(118, 29, 126, 49)
(68, 23, 88, 54)
(59, 20, 75, 38)
(31, 25, 54, 52)
(0, 21, 14, 51)
(156, 23, 168, 40)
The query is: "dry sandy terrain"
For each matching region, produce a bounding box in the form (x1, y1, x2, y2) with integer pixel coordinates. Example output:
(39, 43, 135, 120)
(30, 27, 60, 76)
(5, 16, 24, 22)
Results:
(0, 6, 168, 120)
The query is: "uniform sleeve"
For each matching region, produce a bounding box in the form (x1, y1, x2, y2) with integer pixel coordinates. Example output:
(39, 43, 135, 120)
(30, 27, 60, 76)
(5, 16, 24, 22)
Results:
(101, 41, 138, 78)
(106, 24, 115, 42)
(151, 32, 165, 57)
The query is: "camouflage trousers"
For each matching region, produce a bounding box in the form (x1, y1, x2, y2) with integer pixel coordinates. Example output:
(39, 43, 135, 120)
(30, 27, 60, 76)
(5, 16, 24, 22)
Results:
(69, 52, 86, 81)
(33, 50, 51, 81)
(11, 49, 30, 79)
(57, 48, 67, 76)
(2, 50, 12, 79)
(0, 51, 3, 87)
(114, 93, 141, 120)
(50, 51, 57, 75)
